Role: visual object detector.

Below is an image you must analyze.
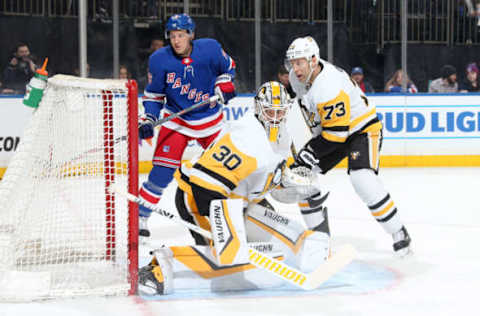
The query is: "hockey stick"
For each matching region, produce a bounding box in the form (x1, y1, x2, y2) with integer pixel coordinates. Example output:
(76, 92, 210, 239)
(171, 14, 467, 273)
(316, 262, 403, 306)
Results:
(109, 184, 356, 290)
(153, 95, 220, 127)
(115, 95, 221, 147)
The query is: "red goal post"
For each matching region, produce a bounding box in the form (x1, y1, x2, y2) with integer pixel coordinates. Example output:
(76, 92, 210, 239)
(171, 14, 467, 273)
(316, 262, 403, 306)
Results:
(0, 75, 138, 301)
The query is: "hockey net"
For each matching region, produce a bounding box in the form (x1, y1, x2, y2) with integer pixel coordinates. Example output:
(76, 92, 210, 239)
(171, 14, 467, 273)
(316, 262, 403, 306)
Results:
(0, 75, 138, 301)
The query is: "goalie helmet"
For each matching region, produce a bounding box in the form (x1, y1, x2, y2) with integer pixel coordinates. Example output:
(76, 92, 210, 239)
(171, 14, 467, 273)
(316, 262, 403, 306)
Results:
(165, 13, 195, 39)
(254, 81, 293, 143)
(284, 36, 320, 71)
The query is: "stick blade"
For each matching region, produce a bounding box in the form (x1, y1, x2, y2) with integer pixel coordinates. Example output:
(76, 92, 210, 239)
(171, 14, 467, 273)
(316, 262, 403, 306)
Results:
(303, 244, 357, 290)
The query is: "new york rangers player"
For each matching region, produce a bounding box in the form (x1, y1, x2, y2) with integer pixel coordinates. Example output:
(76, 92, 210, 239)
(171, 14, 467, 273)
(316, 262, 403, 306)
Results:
(138, 13, 236, 239)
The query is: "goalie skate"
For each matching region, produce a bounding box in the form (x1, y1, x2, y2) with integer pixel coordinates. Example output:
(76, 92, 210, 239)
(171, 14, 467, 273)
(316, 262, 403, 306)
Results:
(138, 248, 173, 295)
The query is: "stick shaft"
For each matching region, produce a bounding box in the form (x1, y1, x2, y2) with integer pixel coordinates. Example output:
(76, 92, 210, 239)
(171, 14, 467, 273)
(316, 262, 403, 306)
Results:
(154, 95, 220, 127)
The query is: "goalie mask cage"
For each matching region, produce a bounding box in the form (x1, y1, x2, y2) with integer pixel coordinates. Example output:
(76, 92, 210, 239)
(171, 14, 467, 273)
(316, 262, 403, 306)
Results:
(0, 75, 138, 301)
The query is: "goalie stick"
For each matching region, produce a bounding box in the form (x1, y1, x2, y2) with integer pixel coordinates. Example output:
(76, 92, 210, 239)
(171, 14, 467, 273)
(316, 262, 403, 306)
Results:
(109, 184, 357, 291)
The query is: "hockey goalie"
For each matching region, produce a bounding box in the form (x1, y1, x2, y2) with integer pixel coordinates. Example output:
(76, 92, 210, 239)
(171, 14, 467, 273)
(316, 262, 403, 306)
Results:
(135, 81, 351, 295)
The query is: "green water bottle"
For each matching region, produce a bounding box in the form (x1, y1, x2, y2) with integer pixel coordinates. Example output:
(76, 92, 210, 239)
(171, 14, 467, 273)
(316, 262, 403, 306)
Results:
(23, 58, 49, 108)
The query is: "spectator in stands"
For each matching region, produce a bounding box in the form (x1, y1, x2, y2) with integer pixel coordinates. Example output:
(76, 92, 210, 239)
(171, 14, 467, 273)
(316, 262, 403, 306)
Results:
(1, 43, 37, 94)
(138, 36, 165, 90)
(464, 0, 480, 25)
(429, 65, 458, 93)
(465, 0, 476, 16)
(384, 69, 418, 93)
(459, 62, 480, 92)
(139, 37, 165, 62)
(351, 67, 374, 93)
(119, 65, 132, 80)
(277, 65, 296, 98)
(150, 37, 165, 53)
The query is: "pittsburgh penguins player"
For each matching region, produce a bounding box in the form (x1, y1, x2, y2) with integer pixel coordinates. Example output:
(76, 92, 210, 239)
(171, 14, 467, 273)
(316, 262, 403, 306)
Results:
(285, 36, 411, 257)
(138, 81, 332, 295)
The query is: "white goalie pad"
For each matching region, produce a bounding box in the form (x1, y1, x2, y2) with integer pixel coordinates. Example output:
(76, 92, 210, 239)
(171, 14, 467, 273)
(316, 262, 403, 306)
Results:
(297, 232, 330, 272)
(245, 203, 330, 271)
(209, 199, 249, 266)
(246, 203, 306, 244)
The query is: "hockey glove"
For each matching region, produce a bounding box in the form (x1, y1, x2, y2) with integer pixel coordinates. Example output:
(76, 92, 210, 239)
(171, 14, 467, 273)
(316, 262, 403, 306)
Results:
(138, 113, 157, 139)
(292, 145, 320, 171)
(214, 74, 236, 104)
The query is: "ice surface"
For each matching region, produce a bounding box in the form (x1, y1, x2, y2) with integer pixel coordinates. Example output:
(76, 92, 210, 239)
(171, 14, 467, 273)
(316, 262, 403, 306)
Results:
(2, 167, 479, 316)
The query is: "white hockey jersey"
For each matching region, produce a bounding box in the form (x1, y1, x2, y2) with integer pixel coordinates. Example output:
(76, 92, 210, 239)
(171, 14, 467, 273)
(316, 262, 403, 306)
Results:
(289, 59, 382, 143)
(174, 112, 293, 206)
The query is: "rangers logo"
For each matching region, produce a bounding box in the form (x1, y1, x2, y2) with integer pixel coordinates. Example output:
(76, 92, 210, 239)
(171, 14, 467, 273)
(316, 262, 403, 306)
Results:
(350, 151, 360, 160)
(182, 58, 195, 78)
(163, 145, 170, 153)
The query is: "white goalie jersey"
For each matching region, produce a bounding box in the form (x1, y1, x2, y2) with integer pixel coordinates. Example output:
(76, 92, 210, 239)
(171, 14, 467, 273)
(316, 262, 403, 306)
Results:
(289, 59, 382, 143)
(174, 112, 293, 206)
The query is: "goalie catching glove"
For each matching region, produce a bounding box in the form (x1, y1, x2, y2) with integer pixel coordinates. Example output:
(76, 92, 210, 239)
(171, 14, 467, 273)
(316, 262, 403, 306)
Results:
(138, 113, 157, 139)
(214, 74, 236, 104)
(271, 164, 321, 203)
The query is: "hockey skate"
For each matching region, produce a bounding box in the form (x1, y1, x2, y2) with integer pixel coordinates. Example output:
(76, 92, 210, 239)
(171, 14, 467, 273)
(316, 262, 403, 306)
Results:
(392, 226, 412, 257)
(138, 248, 173, 295)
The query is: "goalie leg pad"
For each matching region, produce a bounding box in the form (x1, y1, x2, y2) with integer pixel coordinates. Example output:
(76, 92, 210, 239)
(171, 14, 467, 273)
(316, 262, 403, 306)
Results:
(138, 247, 174, 296)
(245, 203, 308, 260)
(209, 199, 249, 266)
(166, 244, 285, 291)
(246, 203, 330, 270)
(297, 231, 330, 272)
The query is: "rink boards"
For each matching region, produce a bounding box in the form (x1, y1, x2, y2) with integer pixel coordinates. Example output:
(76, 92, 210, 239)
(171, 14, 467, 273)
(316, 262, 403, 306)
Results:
(1, 93, 480, 178)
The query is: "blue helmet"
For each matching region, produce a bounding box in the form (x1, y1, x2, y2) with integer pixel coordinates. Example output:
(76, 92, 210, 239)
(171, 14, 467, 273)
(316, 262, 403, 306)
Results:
(165, 13, 195, 39)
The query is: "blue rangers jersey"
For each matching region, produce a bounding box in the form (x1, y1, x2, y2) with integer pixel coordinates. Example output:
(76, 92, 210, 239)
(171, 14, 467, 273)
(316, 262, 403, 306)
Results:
(143, 38, 236, 137)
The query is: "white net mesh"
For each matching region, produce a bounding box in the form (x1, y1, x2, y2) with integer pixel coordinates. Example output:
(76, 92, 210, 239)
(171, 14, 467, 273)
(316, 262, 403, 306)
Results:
(0, 75, 137, 301)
